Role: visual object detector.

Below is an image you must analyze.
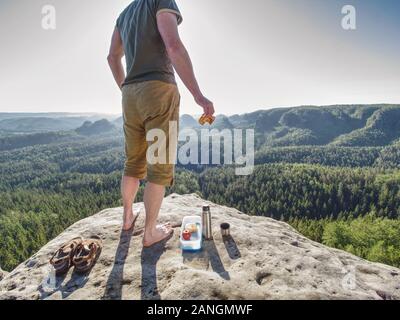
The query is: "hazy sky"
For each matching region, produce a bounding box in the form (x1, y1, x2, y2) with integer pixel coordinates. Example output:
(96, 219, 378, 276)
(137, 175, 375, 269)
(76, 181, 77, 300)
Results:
(0, 0, 399, 115)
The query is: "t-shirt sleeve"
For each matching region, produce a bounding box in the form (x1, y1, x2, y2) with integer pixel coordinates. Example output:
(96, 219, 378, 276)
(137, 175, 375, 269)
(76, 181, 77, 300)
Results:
(156, 0, 183, 25)
(116, 9, 126, 31)
(116, 15, 122, 31)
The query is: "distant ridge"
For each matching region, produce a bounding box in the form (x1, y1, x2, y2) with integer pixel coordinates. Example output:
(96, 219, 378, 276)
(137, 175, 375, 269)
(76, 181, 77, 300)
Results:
(176, 104, 400, 147)
(0, 112, 118, 121)
(75, 119, 117, 136)
(1, 104, 399, 147)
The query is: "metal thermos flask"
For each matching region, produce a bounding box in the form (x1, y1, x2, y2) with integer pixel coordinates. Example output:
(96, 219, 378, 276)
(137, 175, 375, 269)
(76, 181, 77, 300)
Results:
(202, 205, 213, 240)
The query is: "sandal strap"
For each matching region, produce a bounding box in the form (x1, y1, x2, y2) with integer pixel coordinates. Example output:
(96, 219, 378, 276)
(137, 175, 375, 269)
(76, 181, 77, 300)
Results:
(73, 243, 98, 265)
(49, 237, 83, 266)
(49, 250, 71, 266)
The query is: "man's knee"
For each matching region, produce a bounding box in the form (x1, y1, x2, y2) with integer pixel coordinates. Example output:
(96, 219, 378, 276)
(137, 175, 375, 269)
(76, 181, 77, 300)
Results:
(122, 175, 141, 183)
(123, 163, 146, 180)
(147, 164, 175, 187)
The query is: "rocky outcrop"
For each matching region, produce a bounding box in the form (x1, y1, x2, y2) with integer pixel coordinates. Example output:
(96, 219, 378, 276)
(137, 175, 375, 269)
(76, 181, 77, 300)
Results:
(0, 268, 8, 282)
(0, 194, 399, 300)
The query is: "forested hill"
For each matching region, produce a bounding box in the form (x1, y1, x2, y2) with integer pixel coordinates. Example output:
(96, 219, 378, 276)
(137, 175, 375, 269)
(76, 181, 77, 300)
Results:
(179, 104, 400, 147)
(1, 104, 400, 271)
(1, 104, 399, 148)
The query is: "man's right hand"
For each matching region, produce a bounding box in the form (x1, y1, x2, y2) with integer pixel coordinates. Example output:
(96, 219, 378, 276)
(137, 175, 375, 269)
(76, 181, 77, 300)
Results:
(195, 95, 215, 116)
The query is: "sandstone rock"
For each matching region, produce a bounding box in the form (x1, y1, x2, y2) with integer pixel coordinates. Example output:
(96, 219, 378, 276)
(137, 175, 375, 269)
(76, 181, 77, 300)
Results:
(0, 194, 399, 300)
(0, 268, 8, 282)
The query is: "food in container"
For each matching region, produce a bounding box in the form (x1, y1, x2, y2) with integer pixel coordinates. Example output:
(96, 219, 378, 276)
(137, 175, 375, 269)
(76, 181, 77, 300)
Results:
(182, 230, 191, 241)
(185, 223, 198, 233)
(180, 216, 202, 251)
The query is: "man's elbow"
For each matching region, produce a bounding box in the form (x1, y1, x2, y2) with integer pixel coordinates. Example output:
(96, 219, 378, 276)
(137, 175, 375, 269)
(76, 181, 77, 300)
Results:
(165, 40, 183, 56)
(107, 54, 114, 65)
(107, 53, 120, 65)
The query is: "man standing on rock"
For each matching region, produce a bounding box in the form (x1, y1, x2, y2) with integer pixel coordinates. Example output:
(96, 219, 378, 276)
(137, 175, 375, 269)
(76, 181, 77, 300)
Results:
(107, 0, 214, 247)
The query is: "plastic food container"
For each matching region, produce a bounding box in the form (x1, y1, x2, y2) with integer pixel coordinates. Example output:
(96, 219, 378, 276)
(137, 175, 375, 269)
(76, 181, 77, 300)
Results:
(180, 216, 202, 252)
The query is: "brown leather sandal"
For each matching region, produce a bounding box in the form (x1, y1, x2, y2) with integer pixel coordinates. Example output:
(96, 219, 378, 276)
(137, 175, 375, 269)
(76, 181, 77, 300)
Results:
(72, 236, 103, 274)
(49, 237, 83, 276)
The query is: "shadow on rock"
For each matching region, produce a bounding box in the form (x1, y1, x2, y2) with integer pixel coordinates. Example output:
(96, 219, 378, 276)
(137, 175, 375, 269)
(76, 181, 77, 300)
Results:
(222, 235, 241, 260)
(140, 233, 173, 300)
(182, 240, 230, 280)
(39, 267, 92, 300)
(204, 240, 230, 280)
(103, 228, 133, 300)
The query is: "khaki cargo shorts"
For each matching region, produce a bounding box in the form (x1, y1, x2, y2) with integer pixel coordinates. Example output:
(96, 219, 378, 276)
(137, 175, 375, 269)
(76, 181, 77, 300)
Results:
(122, 80, 180, 186)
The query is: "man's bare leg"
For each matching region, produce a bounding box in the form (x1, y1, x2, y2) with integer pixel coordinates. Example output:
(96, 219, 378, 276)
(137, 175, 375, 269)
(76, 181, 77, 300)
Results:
(143, 182, 173, 247)
(121, 176, 140, 231)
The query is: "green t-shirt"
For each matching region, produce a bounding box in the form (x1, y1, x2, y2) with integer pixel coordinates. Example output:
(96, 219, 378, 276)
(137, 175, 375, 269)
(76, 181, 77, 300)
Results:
(116, 0, 183, 86)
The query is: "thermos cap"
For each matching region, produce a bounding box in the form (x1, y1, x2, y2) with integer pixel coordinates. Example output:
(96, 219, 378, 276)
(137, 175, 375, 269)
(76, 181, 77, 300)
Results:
(202, 205, 210, 211)
(220, 223, 230, 230)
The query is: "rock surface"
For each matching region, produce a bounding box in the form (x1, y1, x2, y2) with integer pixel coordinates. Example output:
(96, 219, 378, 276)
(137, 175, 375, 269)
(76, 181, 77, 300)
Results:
(0, 268, 7, 282)
(0, 194, 399, 300)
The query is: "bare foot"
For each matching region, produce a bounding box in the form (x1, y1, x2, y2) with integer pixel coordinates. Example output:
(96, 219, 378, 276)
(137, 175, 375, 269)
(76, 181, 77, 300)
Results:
(122, 210, 139, 231)
(143, 223, 173, 247)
